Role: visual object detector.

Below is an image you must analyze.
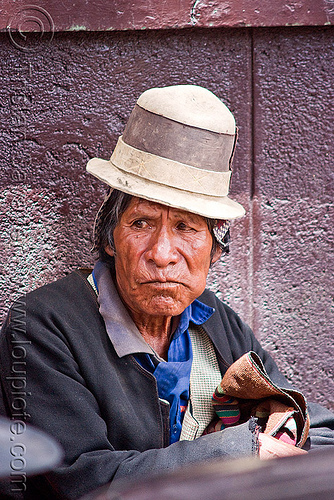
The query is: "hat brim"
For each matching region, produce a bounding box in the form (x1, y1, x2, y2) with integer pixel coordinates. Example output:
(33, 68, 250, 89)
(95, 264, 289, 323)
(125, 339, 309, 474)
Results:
(87, 158, 245, 220)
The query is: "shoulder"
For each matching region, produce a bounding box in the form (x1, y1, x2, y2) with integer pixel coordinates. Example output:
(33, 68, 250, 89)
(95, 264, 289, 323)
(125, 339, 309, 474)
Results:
(198, 288, 248, 331)
(4, 269, 98, 332)
(27, 268, 94, 302)
(197, 288, 255, 365)
(24, 269, 94, 305)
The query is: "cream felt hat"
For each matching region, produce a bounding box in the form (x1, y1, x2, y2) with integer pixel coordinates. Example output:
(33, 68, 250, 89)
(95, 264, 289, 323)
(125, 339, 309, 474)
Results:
(86, 85, 245, 220)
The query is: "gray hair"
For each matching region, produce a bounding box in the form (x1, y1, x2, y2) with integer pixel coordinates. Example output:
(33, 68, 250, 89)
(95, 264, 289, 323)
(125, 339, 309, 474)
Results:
(93, 189, 229, 265)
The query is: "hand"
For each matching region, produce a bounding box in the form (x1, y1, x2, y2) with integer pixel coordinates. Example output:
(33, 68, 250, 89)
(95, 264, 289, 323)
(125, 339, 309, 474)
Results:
(258, 433, 307, 460)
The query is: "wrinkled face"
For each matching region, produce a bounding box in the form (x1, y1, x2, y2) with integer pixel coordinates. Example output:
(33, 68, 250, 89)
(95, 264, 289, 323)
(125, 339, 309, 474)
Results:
(106, 197, 221, 319)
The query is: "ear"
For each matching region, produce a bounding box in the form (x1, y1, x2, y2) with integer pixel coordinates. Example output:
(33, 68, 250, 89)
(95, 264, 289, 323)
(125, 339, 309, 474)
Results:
(105, 245, 115, 257)
(211, 247, 222, 265)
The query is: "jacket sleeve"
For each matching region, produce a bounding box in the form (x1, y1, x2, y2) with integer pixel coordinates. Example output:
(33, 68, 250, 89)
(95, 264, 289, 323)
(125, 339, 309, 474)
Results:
(0, 297, 256, 500)
(208, 295, 334, 452)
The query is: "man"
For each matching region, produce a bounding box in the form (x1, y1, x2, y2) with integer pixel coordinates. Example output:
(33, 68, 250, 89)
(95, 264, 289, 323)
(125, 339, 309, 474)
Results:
(0, 85, 333, 499)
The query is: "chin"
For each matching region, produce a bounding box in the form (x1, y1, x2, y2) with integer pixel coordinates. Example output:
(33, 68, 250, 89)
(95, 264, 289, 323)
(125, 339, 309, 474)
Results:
(144, 296, 187, 317)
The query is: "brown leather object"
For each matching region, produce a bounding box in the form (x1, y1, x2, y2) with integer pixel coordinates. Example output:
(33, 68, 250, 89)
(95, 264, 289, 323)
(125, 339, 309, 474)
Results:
(215, 351, 310, 447)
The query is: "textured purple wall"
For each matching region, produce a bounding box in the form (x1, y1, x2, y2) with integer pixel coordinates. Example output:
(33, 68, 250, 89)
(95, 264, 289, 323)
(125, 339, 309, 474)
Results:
(0, 26, 333, 409)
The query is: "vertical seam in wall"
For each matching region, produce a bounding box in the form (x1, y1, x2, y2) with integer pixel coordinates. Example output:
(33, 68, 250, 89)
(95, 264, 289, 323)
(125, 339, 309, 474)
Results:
(250, 28, 256, 202)
(249, 27, 255, 330)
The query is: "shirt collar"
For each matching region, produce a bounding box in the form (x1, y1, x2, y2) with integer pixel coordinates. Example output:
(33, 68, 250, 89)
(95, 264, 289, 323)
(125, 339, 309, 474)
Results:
(172, 299, 214, 341)
(92, 260, 215, 358)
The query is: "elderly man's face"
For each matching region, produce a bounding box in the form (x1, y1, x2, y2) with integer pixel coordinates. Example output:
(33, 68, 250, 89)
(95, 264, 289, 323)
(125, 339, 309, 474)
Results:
(106, 197, 221, 320)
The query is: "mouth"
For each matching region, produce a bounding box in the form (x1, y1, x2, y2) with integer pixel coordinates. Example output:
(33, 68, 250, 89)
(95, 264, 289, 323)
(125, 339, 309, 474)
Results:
(141, 280, 183, 288)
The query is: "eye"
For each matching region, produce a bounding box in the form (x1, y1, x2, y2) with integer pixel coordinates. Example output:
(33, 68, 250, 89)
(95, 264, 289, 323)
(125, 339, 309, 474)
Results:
(176, 222, 195, 232)
(131, 219, 150, 229)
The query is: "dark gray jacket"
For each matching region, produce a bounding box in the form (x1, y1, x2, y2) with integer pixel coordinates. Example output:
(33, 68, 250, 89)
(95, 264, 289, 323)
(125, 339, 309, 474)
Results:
(0, 270, 333, 499)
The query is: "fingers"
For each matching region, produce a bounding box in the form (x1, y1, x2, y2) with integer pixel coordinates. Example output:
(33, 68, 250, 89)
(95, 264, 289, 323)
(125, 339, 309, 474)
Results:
(258, 433, 308, 460)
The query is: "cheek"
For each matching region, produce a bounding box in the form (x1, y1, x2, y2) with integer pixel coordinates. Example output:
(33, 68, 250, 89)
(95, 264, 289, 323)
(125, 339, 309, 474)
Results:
(187, 248, 212, 290)
(115, 243, 149, 286)
(192, 267, 210, 293)
(184, 252, 210, 288)
(187, 240, 212, 270)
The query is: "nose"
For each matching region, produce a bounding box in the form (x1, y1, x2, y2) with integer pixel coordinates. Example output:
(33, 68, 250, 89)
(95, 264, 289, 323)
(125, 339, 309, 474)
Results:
(146, 226, 178, 268)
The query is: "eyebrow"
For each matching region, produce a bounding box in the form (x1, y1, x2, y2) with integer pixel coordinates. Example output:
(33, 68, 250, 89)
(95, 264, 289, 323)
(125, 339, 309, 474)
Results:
(125, 207, 161, 219)
(171, 212, 205, 225)
(125, 204, 205, 226)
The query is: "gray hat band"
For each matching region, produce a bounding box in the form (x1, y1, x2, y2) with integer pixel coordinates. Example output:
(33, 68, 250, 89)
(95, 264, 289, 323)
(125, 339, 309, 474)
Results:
(123, 104, 236, 172)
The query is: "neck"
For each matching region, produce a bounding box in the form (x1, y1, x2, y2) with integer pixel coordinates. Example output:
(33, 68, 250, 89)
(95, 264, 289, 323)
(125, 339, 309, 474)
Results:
(130, 312, 172, 359)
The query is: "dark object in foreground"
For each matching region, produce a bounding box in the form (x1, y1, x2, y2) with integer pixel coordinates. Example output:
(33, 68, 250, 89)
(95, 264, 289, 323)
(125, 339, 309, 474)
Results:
(0, 416, 63, 478)
(82, 447, 334, 500)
